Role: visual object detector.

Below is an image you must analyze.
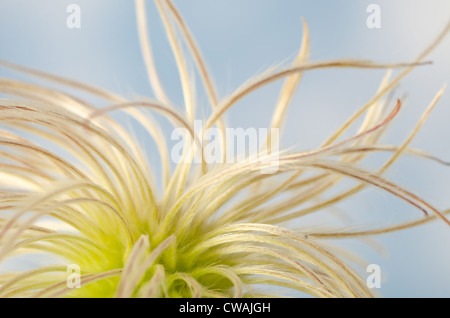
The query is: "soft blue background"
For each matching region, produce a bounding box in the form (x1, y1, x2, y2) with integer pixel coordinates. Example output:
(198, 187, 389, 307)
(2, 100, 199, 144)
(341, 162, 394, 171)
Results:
(1, 1, 450, 297)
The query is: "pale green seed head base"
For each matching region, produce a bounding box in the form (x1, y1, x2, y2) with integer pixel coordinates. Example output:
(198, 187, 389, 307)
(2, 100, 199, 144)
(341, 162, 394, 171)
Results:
(0, 1, 449, 298)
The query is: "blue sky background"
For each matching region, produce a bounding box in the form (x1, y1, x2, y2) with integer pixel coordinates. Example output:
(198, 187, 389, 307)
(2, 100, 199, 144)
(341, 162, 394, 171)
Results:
(1, 0, 450, 297)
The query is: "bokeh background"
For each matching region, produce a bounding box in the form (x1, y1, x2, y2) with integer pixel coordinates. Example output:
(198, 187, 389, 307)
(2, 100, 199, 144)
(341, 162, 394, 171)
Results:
(1, 0, 450, 297)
